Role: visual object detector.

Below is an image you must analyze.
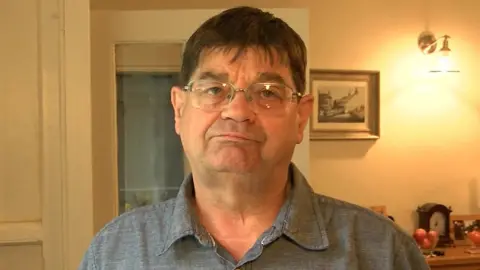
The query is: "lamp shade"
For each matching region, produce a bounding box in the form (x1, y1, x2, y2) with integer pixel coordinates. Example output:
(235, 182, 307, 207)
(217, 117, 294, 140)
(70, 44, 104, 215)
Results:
(429, 36, 460, 73)
(429, 50, 460, 73)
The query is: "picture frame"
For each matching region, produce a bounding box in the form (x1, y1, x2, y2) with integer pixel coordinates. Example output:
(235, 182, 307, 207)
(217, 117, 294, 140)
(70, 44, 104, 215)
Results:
(309, 69, 380, 140)
(449, 214, 480, 246)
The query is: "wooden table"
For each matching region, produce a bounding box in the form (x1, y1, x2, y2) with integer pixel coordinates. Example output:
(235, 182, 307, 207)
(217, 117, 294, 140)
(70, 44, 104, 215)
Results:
(427, 247, 480, 270)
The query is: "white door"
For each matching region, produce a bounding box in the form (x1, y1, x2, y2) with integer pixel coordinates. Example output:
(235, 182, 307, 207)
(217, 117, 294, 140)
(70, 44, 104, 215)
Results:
(90, 9, 310, 233)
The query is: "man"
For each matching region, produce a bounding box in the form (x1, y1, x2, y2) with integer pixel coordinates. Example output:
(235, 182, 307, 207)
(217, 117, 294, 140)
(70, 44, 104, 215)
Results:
(79, 6, 429, 270)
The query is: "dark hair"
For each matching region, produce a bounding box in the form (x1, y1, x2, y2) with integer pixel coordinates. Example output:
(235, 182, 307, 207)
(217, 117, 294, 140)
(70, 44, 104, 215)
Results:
(180, 6, 307, 94)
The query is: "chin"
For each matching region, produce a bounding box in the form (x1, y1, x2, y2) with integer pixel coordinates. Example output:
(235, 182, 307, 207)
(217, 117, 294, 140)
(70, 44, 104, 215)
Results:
(209, 162, 257, 174)
(206, 153, 261, 174)
(204, 143, 262, 173)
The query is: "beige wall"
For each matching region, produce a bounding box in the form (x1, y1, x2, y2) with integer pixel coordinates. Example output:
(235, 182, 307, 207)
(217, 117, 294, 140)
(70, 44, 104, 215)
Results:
(308, 0, 479, 234)
(90, 0, 480, 234)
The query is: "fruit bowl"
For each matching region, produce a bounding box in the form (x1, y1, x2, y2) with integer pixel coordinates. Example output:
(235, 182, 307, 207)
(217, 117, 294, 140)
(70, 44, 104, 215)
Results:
(466, 229, 480, 254)
(412, 228, 439, 257)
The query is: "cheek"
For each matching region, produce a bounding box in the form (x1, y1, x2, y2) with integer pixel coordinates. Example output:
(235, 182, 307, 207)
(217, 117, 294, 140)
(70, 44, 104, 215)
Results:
(180, 109, 219, 142)
(260, 115, 298, 143)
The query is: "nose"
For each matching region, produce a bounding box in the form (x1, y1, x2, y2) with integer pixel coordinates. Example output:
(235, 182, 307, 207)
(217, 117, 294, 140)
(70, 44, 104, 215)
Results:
(220, 90, 255, 122)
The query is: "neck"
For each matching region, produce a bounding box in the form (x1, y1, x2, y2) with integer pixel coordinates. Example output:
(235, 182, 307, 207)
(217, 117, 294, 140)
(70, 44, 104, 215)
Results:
(192, 165, 290, 234)
(190, 164, 290, 262)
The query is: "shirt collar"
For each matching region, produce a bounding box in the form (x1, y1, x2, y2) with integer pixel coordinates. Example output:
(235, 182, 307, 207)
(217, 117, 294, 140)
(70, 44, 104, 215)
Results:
(157, 174, 213, 255)
(279, 163, 330, 250)
(157, 163, 329, 255)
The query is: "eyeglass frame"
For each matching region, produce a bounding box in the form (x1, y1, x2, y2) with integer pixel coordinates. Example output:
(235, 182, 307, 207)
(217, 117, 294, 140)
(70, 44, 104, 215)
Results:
(181, 79, 304, 112)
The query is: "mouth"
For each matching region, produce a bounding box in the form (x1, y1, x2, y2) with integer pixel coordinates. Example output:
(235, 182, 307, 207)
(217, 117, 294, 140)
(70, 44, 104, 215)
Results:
(213, 132, 257, 142)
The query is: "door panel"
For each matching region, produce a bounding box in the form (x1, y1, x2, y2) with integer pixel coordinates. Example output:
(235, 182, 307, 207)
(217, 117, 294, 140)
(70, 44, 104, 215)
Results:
(91, 9, 309, 233)
(0, 245, 43, 270)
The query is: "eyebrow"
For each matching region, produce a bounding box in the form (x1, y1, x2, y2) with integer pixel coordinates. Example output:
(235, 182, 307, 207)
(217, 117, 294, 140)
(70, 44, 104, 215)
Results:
(195, 71, 229, 82)
(255, 72, 287, 85)
(194, 71, 287, 85)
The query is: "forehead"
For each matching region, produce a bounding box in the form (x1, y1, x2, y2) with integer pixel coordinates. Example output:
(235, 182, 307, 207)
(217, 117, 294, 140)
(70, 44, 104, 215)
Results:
(193, 47, 292, 83)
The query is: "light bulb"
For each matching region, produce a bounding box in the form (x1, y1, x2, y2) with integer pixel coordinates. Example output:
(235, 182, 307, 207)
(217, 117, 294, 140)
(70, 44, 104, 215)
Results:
(437, 51, 451, 72)
(429, 36, 459, 73)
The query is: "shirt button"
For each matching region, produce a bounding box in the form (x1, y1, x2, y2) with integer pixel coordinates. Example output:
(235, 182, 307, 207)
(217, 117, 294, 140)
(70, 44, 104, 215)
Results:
(261, 237, 268, 246)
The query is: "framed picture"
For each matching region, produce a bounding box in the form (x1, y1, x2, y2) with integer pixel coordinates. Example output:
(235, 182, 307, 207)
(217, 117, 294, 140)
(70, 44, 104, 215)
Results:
(449, 214, 480, 246)
(309, 69, 380, 140)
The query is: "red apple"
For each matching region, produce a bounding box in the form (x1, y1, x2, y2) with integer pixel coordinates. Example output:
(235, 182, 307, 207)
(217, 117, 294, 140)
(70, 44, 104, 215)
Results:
(421, 238, 432, 249)
(428, 230, 438, 241)
(413, 229, 427, 244)
(428, 230, 439, 247)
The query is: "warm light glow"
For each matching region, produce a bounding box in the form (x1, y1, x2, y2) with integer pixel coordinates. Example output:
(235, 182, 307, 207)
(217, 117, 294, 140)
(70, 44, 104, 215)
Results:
(386, 78, 477, 148)
(437, 51, 451, 71)
(430, 50, 459, 73)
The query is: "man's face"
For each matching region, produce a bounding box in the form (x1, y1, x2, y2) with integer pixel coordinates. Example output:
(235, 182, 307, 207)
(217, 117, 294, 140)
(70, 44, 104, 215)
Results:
(171, 48, 312, 174)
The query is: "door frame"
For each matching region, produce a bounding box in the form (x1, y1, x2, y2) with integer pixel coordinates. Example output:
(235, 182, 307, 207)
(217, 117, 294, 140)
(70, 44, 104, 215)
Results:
(41, 0, 93, 269)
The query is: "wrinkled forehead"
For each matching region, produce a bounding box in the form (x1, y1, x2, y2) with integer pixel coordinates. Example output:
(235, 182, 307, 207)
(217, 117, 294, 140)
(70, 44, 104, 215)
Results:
(192, 46, 293, 84)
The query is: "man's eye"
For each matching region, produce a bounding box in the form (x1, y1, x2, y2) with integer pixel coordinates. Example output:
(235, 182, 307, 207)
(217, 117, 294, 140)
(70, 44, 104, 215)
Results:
(257, 85, 285, 99)
(260, 89, 278, 98)
(204, 87, 224, 95)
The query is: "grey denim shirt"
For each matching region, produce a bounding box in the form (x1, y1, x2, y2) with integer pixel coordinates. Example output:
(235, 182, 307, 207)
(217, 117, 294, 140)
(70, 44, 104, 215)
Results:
(79, 164, 429, 270)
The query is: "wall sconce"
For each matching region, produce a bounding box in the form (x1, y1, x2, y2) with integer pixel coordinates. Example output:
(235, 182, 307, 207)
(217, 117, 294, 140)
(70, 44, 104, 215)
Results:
(417, 30, 460, 73)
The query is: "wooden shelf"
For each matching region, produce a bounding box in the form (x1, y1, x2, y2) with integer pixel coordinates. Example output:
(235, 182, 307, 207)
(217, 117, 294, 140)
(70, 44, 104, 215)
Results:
(427, 247, 480, 269)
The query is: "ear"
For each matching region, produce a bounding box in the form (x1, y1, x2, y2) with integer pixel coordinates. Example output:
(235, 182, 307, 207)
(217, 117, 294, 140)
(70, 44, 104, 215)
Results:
(295, 93, 313, 143)
(171, 86, 186, 135)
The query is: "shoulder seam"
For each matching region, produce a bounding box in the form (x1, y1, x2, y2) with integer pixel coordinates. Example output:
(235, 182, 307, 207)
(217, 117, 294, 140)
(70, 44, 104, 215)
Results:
(314, 193, 394, 223)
